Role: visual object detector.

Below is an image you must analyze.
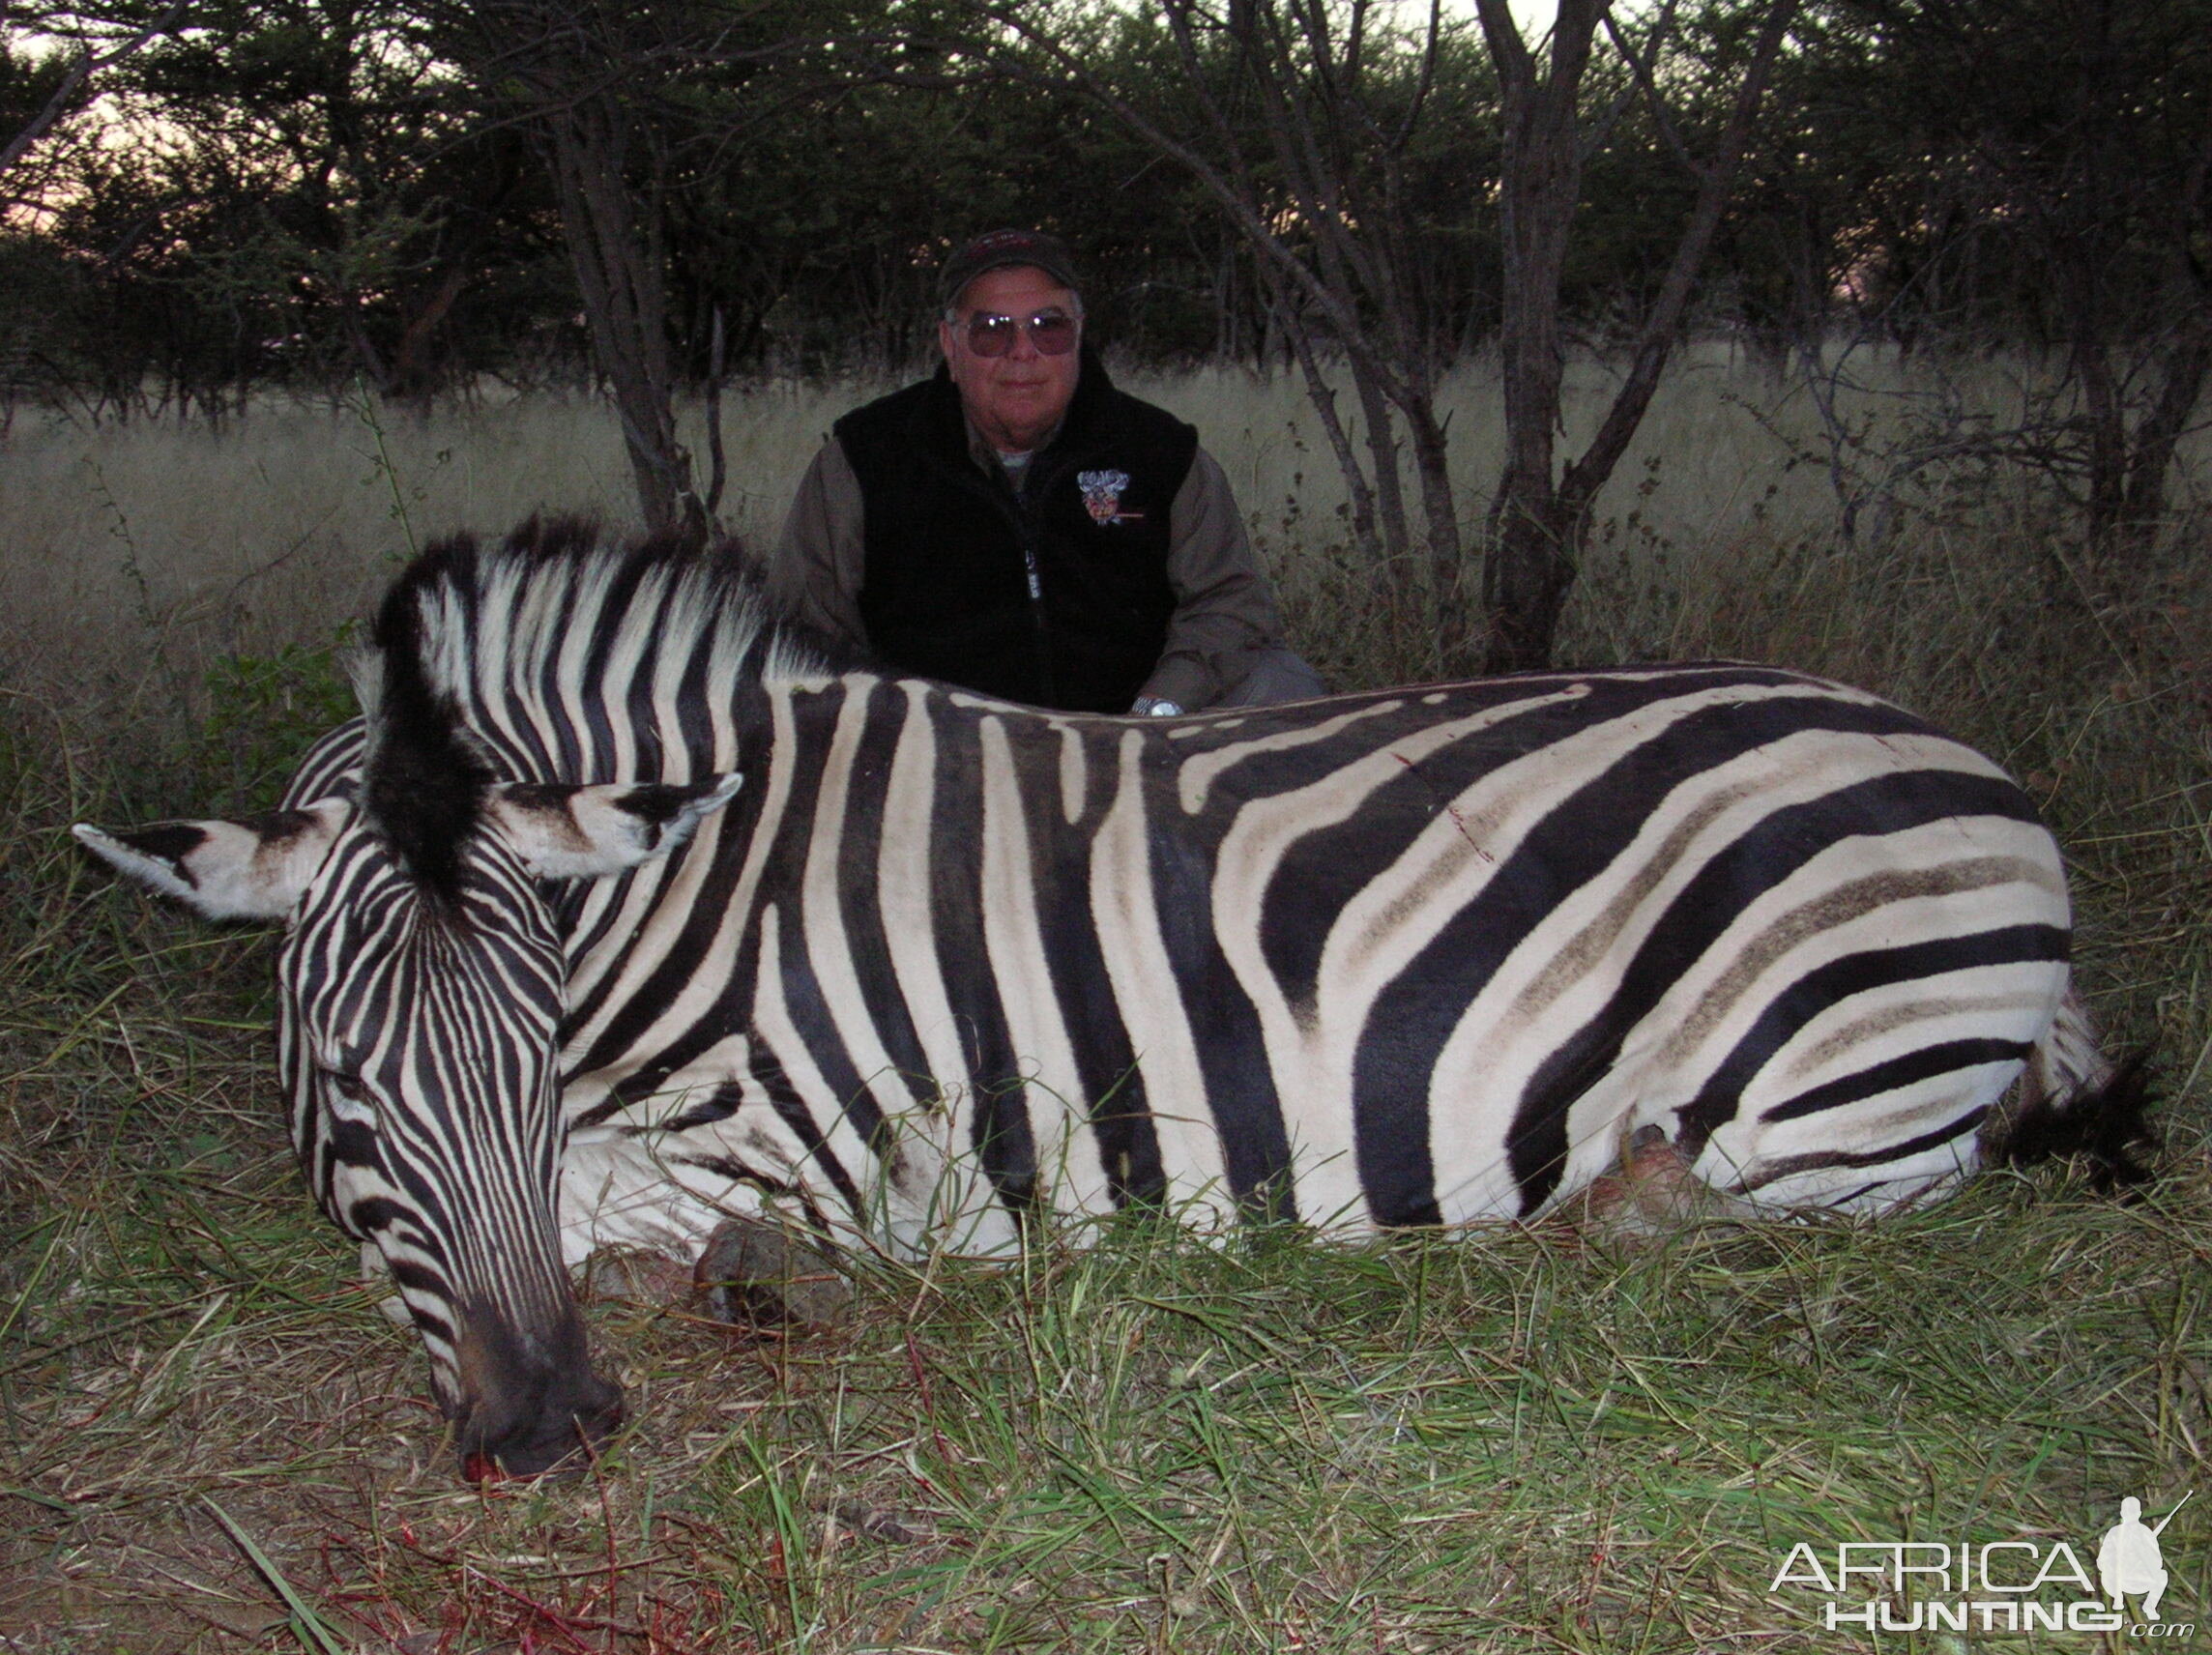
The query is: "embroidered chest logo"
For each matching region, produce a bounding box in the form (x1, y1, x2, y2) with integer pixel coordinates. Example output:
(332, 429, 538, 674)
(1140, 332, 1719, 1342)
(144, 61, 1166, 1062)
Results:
(1077, 469, 1144, 527)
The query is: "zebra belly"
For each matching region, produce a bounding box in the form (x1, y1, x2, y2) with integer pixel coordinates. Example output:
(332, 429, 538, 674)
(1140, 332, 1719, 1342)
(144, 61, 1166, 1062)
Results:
(556, 1032, 1033, 1264)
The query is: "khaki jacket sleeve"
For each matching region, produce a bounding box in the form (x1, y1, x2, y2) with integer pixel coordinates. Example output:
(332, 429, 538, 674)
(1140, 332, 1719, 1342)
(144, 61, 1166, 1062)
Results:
(1139, 446, 1290, 711)
(767, 439, 870, 653)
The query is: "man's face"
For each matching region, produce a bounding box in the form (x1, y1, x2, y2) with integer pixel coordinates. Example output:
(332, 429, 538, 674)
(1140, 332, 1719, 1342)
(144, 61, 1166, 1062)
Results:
(940, 264, 1082, 455)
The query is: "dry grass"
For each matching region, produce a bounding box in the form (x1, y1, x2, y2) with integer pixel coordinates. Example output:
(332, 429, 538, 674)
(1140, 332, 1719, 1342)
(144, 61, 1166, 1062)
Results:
(1, 354, 2208, 1651)
(17, 343, 2194, 705)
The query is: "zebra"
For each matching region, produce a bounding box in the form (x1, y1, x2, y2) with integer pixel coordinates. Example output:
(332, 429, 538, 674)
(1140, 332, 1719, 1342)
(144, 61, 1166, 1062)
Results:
(73, 519, 2147, 1475)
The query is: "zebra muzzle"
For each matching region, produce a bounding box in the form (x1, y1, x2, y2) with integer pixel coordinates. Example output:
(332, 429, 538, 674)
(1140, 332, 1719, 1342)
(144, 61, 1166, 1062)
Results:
(450, 1303, 626, 1479)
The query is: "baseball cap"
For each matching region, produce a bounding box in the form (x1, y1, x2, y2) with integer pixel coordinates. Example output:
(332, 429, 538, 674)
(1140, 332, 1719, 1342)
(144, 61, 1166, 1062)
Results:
(939, 230, 1082, 309)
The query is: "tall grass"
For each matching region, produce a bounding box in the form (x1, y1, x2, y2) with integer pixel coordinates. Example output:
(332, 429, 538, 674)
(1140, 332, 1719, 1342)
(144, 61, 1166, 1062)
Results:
(0, 352, 2206, 1650)
(15, 343, 2195, 708)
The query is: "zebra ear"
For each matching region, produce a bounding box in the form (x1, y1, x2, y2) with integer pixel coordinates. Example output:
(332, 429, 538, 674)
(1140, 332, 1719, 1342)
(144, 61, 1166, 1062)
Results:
(485, 774, 743, 880)
(339, 645, 383, 721)
(72, 799, 353, 921)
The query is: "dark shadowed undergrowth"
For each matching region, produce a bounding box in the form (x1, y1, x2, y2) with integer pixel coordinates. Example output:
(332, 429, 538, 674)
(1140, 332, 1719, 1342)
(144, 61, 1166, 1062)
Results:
(0, 494, 2207, 1651)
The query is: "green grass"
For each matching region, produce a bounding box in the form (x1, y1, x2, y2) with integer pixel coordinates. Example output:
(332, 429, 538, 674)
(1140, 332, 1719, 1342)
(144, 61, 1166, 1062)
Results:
(1, 1055, 2204, 1650)
(0, 368, 2207, 1650)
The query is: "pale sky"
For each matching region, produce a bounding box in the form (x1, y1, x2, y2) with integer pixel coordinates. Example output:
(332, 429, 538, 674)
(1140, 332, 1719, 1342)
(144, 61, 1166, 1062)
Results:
(1445, 0, 1565, 37)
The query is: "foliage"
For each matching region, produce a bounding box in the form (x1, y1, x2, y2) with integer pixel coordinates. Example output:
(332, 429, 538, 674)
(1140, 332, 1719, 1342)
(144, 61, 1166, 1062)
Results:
(197, 632, 362, 812)
(6, 0, 573, 417)
(5, 0, 2191, 399)
(6, 3, 1481, 402)
(4, 0, 2201, 632)
(1761, 0, 2212, 340)
(1737, 0, 2212, 555)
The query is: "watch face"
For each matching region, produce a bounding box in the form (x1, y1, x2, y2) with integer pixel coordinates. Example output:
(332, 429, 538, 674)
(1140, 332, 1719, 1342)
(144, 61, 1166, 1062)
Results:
(1145, 698, 1182, 717)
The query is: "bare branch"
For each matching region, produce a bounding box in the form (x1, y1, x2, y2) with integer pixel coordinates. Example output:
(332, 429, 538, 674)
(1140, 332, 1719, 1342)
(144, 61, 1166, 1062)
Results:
(1470, 0, 1534, 96)
(1599, 0, 1693, 174)
(973, 0, 1415, 408)
(0, 1, 189, 181)
(1559, 0, 1799, 521)
(1388, 0, 1442, 151)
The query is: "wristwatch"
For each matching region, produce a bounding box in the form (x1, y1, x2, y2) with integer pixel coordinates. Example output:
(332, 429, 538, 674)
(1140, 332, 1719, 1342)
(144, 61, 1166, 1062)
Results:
(1131, 696, 1183, 717)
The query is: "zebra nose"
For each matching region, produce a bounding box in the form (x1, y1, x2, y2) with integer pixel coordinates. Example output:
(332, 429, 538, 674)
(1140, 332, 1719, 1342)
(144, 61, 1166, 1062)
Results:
(459, 1365, 626, 1480)
(451, 1305, 627, 1479)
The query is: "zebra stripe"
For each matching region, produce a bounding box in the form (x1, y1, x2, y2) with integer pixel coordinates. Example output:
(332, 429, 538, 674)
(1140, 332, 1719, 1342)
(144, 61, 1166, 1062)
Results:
(652, 672, 2049, 1234)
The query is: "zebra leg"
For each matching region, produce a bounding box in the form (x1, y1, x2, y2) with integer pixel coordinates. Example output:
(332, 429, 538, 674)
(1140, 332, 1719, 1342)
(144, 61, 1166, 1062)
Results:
(1570, 1122, 1762, 1244)
(1700, 979, 2154, 1210)
(693, 1214, 854, 1331)
(1981, 985, 2157, 1189)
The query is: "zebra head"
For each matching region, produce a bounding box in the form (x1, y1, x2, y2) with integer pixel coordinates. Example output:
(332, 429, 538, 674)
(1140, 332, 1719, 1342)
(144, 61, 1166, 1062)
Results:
(73, 578, 741, 1478)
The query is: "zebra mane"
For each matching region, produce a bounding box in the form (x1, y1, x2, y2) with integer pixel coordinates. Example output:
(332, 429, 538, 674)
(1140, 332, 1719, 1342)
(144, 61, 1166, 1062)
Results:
(362, 516, 853, 894)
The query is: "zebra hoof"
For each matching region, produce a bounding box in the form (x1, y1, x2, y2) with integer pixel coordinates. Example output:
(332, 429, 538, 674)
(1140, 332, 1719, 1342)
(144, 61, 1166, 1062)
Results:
(693, 1216, 853, 1332)
(1573, 1127, 1756, 1246)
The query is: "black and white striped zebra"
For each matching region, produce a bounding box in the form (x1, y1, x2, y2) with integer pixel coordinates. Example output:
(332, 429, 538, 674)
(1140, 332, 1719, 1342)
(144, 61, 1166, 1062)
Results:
(74, 519, 2143, 1474)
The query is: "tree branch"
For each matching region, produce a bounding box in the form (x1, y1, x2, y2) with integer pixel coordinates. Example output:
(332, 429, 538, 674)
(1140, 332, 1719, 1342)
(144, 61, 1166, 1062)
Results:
(0, 0, 189, 181)
(1558, 0, 1798, 522)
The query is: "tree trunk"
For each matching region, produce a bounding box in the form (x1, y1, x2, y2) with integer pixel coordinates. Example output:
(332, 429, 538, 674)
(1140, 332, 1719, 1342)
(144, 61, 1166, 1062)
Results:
(2115, 112, 2212, 555)
(2074, 332, 2127, 556)
(1474, 0, 1601, 674)
(1482, 489, 1577, 672)
(1473, 0, 1796, 674)
(546, 101, 702, 540)
(1405, 394, 1470, 669)
(2116, 319, 2212, 553)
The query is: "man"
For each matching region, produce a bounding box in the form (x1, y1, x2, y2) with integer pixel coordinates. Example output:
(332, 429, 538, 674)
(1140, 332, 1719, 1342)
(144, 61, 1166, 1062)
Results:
(2098, 1496, 2177, 1621)
(770, 229, 1324, 715)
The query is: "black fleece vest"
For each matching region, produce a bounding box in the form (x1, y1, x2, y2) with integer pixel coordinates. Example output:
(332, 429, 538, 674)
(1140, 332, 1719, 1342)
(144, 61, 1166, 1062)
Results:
(834, 350, 1198, 711)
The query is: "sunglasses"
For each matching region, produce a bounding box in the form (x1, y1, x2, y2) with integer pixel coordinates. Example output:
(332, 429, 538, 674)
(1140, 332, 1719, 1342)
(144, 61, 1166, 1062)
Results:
(960, 307, 1081, 358)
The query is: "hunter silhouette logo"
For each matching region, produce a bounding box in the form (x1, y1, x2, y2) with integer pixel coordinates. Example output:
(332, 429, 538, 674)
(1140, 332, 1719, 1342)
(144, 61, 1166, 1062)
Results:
(2100, 1494, 2188, 1622)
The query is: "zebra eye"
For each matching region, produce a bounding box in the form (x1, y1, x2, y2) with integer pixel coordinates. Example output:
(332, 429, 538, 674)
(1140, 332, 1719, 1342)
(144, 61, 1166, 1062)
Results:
(322, 1068, 379, 1123)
